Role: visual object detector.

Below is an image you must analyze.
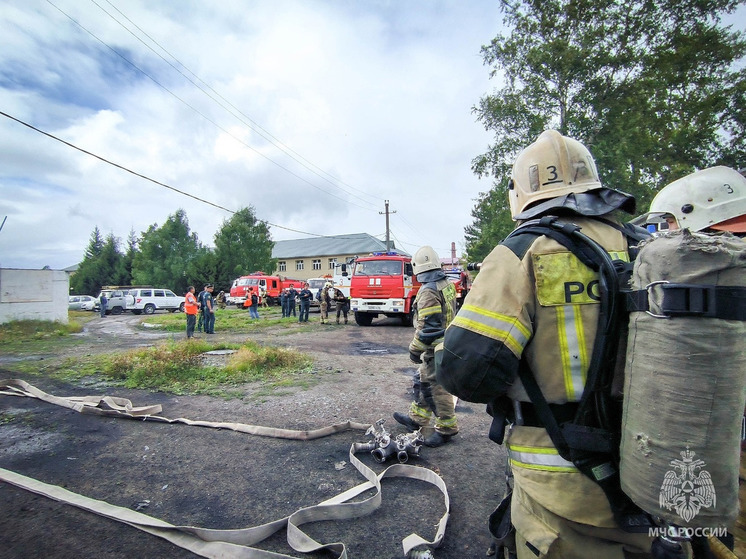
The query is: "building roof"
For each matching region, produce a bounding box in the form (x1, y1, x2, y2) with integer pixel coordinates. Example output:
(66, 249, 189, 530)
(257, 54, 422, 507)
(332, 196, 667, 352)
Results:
(272, 233, 409, 259)
(440, 257, 461, 267)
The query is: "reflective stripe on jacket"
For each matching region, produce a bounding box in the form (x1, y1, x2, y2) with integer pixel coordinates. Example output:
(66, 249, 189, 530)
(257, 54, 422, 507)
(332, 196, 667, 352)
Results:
(409, 277, 457, 355)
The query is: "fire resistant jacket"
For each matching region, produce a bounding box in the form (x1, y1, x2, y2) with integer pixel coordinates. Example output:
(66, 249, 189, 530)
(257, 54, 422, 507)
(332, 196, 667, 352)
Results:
(410, 270, 458, 358)
(435, 216, 632, 527)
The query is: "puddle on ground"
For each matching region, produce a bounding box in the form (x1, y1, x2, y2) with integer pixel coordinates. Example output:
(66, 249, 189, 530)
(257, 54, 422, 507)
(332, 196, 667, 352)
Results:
(352, 342, 406, 355)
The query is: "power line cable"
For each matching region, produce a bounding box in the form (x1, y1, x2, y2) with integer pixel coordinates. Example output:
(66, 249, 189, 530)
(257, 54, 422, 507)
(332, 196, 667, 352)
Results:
(0, 110, 326, 237)
(97, 0, 382, 207)
(45, 0, 375, 212)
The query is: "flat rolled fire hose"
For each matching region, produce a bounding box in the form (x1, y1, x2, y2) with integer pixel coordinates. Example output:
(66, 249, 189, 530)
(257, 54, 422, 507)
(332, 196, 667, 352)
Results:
(0, 379, 449, 558)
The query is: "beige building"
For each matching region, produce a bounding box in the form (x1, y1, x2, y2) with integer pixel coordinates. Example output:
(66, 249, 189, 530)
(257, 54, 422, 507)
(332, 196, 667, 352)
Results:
(271, 233, 409, 282)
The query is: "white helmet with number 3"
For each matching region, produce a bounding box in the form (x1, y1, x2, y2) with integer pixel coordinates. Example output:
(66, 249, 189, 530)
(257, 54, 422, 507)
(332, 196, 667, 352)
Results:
(646, 166, 746, 233)
(509, 130, 603, 219)
(412, 245, 440, 275)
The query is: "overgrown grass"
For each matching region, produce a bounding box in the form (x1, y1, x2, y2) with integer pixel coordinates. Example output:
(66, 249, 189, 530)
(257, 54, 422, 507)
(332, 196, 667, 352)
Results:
(0, 318, 86, 353)
(141, 305, 317, 333)
(0, 319, 84, 341)
(1, 311, 319, 398)
(101, 338, 313, 394)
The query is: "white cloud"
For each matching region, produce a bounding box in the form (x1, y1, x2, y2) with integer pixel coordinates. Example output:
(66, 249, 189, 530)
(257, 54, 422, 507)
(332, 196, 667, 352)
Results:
(0, 0, 503, 271)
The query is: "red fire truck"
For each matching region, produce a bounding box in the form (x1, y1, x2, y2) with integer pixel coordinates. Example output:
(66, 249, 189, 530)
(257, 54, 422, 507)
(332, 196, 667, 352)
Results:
(227, 273, 302, 307)
(349, 252, 420, 326)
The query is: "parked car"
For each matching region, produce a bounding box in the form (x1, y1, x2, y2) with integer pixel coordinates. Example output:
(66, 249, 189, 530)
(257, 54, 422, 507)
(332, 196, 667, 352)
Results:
(94, 289, 135, 315)
(68, 295, 96, 311)
(128, 288, 185, 314)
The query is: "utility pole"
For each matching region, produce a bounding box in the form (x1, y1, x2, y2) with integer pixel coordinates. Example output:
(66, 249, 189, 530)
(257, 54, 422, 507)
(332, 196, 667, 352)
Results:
(380, 200, 396, 251)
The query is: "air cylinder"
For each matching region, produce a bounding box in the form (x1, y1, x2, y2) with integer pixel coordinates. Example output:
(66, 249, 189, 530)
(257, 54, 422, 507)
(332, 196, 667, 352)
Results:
(620, 229, 746, 528)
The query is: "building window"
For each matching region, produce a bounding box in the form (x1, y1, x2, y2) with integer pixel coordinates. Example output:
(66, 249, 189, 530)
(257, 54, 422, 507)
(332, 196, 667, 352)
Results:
(328, 258, 337, 270)
(278, 261, 286, 272)
(295, 260, 304, 271)
(312, 259, 321, 270)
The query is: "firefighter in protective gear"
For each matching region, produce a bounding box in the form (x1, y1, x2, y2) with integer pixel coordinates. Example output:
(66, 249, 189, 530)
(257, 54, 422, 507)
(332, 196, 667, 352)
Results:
(319, 282, 333, 324)
(393, 245, 459, 447)
(435, 130, 656, 557)
(636, 166, 746, 234)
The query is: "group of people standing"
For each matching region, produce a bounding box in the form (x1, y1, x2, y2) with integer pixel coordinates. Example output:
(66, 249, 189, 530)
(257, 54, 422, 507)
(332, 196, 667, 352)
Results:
(184, 283, 215, 338)
(318, 281, 349, 324)
(280, 285, 299, 318)
(184, 280, 352, 332)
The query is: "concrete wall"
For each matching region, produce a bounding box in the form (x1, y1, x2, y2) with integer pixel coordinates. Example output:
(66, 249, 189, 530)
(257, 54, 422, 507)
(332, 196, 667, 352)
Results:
(0, 268, 69, 325)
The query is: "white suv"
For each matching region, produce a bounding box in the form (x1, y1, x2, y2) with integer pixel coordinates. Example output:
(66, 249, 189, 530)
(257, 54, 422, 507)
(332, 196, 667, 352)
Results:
(128, 288, 185, 315)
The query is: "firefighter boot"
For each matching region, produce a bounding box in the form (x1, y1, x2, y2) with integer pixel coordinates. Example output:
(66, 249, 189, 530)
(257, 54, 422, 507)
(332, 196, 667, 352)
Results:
(423, 432, 455, 447)
(393, 412, 423, 432)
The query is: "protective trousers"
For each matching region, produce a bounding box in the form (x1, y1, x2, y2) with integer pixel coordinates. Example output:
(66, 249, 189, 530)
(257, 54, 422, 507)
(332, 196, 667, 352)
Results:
(410, 352, 458, 436)
(511, 483, 657, 559)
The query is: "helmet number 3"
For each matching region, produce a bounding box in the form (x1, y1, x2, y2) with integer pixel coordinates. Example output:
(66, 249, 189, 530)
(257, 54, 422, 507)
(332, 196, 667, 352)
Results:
(543, 165, 563, 186)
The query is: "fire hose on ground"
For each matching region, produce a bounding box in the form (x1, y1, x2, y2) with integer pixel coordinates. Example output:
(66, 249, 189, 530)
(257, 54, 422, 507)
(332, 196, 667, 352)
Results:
(0, 378, 448, 559)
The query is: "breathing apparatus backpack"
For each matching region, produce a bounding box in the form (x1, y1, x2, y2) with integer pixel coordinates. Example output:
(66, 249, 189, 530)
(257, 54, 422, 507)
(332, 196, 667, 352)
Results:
(501, 216, 746, 535)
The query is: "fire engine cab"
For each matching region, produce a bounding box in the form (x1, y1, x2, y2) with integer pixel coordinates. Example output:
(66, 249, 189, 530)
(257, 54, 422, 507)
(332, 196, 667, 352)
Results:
(349, 252, 420, 326)
(227, 273, 302, 307)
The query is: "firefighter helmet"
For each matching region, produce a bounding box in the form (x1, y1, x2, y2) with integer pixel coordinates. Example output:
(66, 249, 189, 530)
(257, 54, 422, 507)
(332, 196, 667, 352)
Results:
(509, 130, 603, 219)
(647, 166, 746, 233)
(412, 246, 440, 275)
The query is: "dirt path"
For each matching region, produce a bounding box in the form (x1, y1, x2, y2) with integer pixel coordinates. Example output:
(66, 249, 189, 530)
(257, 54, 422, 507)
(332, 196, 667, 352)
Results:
(0, 314, 506, 559)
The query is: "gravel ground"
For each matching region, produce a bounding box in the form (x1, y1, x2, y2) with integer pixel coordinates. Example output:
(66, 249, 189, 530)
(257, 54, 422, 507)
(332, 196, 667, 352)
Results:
(0, 313, 507, 559)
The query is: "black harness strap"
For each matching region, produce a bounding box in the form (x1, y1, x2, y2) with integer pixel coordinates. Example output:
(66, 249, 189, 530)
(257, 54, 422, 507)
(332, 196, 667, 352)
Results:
(626, 284, 746, 320)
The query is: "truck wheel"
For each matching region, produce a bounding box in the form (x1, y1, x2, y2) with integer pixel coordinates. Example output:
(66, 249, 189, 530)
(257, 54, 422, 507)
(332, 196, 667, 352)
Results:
(354, 312, 374, 326)
(111, 306, 122, 315)
(266, 296, 275, 306)
(400, 312, 414, 327)
(178, 303, 185, 313)
(143, 304, 156, 315)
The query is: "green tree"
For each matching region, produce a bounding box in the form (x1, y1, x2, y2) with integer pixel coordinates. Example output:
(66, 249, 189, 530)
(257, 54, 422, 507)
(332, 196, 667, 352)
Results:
(115, 229, 137, 286)
(187, 248, 220, 293)
(213, 206, 275, 288)
(464, 188, 514, 263)
(465, 0, 746, 260)
(99, 234, 125, 285)
(132, 209, 203, 295)
(70, 227, 110, 295)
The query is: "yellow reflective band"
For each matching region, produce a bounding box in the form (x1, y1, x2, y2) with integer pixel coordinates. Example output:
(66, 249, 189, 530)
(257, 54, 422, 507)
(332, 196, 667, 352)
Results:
(435, 416, 458, 429)
(556, 305, 587, 401)
(409, 402, 432, 421)
(452, 304, 530, 356)
(411, 339, 428, 352)
(507, 444, 578, 472)
(418, 305, 440, 317)
(508, 459, 578, 473)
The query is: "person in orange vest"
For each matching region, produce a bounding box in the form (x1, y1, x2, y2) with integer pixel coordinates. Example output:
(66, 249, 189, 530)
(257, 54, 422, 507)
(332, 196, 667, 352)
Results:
(184, 285, 200, 338)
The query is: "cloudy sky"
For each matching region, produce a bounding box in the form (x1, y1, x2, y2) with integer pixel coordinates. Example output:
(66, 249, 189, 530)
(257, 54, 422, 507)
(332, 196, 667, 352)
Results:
(0, 0, 510, 270)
